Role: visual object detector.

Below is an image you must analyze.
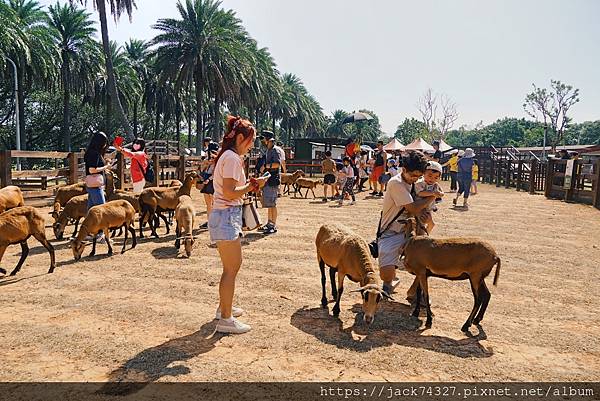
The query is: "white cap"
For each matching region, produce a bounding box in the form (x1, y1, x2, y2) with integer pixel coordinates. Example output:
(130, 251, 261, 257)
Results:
(426, 161, 443, 174)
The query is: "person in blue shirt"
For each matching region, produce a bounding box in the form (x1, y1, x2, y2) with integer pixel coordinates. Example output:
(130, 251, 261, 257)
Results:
(453, 148, 475, 209)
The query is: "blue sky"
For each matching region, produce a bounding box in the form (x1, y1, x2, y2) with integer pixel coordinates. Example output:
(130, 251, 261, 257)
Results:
(40, 0, 600, 133)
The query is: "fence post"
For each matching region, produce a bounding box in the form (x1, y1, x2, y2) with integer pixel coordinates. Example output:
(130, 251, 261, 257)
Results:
(0, 150, 12, 187)
(593, 160, 600, 210)
(152, 153, 160, 187)
(178, 155, 186, 182)
(496, 159, 502, 187)
(565, 160, 578, 202)
(115, 153, 124, 190)
(68, 152, 77, 184)
(544, 159, 554, 198)
(516, 160, 523, 191)
(529, 159, 537, 194)
(505, 160, 511, 189)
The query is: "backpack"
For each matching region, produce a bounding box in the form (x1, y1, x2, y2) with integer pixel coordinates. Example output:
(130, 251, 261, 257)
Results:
(135, 158, 155, 183)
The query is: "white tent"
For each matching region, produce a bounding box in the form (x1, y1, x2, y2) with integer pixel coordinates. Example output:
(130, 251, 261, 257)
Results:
(383, 138, 404, 151)
(437, 139, 454, 152)
(404, 137, 434, 152)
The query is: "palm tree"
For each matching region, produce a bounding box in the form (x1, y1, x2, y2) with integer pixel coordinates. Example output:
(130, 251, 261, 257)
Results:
(152, 0, 251, 150)
(47, 2, 96, 151)
(5, 0, 58, 150)
(93, 41, 139, 135)
(78, 0, 135, 139)
(124, 38, 149, 137)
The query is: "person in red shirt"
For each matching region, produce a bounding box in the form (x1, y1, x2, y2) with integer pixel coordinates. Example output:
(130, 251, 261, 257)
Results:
(116, 138, 149, 194)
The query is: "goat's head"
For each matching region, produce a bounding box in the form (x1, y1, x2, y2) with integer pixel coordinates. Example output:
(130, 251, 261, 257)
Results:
(351, 284, 393, 324)
(52, 219, 67, 240)
(293, 170, 305, 178)
(184, 236, 195, 257)
(69, 237, 90, 261)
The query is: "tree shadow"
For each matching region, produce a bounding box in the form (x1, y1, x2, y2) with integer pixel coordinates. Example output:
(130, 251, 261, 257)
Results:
(290, 302, 492, 358)
(98, 321, 222, 396)
(150, 246, 180, 260)
(0, 272, 48, 286)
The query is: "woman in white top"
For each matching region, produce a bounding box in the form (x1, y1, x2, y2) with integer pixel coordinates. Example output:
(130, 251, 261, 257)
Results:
(209, 116, 268, 334)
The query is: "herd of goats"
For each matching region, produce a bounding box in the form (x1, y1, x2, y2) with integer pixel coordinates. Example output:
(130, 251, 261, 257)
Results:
(0, 169, 501, 332)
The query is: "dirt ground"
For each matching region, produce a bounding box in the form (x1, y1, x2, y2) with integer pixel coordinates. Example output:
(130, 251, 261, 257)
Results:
(1, 182, 600, 382)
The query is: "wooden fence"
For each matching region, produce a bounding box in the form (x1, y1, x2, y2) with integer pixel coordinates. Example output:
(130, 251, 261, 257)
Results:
(0, 150, 204, 198)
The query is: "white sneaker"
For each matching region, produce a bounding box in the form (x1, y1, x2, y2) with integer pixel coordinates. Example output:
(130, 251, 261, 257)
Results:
(215, 306, 244, 319)
(216, 317, 251, 334)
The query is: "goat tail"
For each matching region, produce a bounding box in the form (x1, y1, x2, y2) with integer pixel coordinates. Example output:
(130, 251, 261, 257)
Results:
(492, 257, 501, 286)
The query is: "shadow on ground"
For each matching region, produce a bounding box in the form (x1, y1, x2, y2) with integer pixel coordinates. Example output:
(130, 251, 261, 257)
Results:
(290, 302, 492, 358)
(98, 321, 222, 396)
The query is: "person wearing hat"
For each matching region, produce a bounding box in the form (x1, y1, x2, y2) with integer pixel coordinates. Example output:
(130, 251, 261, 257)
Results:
(259, 130, 281, 234)
(414, 161, 444, 231)
(453, 147, 475, 209)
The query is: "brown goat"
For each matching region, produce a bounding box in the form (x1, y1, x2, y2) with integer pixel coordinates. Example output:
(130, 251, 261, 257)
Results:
(281, 170, 305, 195)
(51, 182, 86, 221)
(0, 185, 25, 214)
(0, 206, 55, 276)
(70, 200, 137, 260)
(316, 224, 391, 324)
(402, 221, 501, 331)
(53, 194, 88, 239)
(174, 195, 195, 257)
(295, 177, 323, 199)
(138, 171, 199, 238)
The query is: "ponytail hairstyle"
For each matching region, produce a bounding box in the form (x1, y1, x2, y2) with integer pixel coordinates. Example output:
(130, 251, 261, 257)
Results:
(214, 115, 256, 164)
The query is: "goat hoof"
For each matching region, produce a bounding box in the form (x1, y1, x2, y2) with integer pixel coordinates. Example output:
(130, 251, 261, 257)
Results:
(107, 252, 113, 256)
(48, 268, 55, 274)
(0, 268, 6, 275)
(411, 310, 419, 318)
(425, 319, 433, 328)
(461, 324, 470, 332)
(9, 271, 17, 276)
(332, 309, 340, 317)
(321, 299, 328, 308)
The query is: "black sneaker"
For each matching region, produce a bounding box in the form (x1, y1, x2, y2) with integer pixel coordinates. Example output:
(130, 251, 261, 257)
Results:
(370, 191, 377, 195)
(378, 192, 384, 197)
(264, 226, 277, 235)
(199, 222, 208, 229)
(259, 223, 273, 232)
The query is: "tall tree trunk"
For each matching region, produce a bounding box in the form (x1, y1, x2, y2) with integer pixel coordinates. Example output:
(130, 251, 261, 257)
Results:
(17, 63, 26, 150)
(133, 99, 138, 138)
(105, 94, 111, 134)
(154, 109, 160, 140)
(176, 96, 181, 154)
(187, 107, 192, 148)
(96, 0, 133, 140)
(212, 95, 220, 141)
(194, 67, 204, 152)
(272, 114, 276, 135)
(61, 55, 71, 151)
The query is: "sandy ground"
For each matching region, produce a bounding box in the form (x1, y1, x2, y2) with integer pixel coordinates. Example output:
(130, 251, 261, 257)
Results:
(1, 181, 600, 383)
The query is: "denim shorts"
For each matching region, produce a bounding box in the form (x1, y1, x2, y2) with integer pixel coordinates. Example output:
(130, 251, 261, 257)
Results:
(208, 206, 243, 242)
(262, 185, 278, 208)
(86, 186, 106, 211)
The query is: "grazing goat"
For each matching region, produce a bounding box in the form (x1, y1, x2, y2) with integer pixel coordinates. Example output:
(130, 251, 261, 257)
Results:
(138, 172, 199, 238)
(70, 200, 137, 260)
(281, 170, 305, 195)
(402, 219, 501, 331)
(316, 224, 391, 324)
(295, 177, 323, 199)
(51, 182, 86, 221)
(0, 206, 55, 276)
(174, 195, 195, 257)
(53, 194, 88, 239)
(0, 186, 25, 214)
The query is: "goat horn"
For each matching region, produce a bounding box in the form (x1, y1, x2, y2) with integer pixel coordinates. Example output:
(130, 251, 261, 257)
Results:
(380, 289, 395, 301)
(350, 286, 367, 293)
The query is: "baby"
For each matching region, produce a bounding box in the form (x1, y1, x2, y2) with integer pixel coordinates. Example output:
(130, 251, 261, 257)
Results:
(414, 161, 444, 233)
